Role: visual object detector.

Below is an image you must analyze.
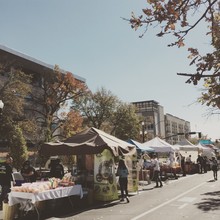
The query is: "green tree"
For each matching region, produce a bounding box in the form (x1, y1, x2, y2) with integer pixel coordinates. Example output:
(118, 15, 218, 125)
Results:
(72, 87, 119, 129)
(0, 66, 31, 168)
(111, 103, 141, 140)
(8, 126, 28, 170)
(127, 0, 220, 109)
(72, 87, 141, 141)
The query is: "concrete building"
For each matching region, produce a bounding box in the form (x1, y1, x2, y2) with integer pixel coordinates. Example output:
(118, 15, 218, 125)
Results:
(0, 44, 85, 147)
(132, 100, 191, 144)
(165, 114, 191, 145)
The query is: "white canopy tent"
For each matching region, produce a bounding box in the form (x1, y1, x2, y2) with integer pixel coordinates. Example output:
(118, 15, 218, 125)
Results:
(196, 142, 215, 159)
(127, 139, 155, 153)
(174, 139, 199, 163)
(141, 137, 175, 153)
(174, 139, 199, 151)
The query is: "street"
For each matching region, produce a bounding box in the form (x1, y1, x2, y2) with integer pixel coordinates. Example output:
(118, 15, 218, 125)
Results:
(1, 171, 219, 220)
(46, 171, 220, 220)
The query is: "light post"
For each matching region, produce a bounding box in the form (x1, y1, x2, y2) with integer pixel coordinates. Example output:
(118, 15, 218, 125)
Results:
(140, 122, 147, 143)
(153, 119, 165, 138)
(0, 100, 4, 115)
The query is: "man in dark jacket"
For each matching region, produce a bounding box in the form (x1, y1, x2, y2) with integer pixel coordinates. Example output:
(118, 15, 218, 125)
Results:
(50, 159, 64, 179)
(0, 155, 13, 208)
(21, 160, 37, 182)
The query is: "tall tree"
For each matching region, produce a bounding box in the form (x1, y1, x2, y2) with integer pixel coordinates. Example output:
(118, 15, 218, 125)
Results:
(72, 87, 141, 141)
(127, 0, 220, 109)
(111, 103, 141, 140)
(72, 87, 119, 129)
(0, 66, 32, 168)
(28, 65, 87, 142)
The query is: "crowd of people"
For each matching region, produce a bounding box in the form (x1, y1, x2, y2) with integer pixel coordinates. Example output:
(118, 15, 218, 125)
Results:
(0, 152, 219, 209)
(140, 152, 220, 186)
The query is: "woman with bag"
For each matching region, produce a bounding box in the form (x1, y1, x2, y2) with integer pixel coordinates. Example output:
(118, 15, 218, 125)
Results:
(116, 159, 129, 203)
(211, 156, 218, 181)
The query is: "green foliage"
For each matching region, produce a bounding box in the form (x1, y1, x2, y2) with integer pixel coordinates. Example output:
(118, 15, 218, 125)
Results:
(8, 126, 28, 170)
(72, 87, 119, 129)
(111, 103, 141, 140)
(0, 67, 31, 169)
(72, 87, 141, 141)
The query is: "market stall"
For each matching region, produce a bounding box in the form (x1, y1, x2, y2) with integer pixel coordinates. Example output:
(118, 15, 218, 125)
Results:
(141, 137, 175, 153)
(127, 139, 154, 184)
(140, 137, 181, 179)
(40, 127, 137, 202)
(5, 177, 82, 220)
(9, 183, 83, 206)
(174, 139, 199, 174)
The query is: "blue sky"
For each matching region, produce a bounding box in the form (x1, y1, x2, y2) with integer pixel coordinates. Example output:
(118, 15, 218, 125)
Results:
(0, 0, 219, 141)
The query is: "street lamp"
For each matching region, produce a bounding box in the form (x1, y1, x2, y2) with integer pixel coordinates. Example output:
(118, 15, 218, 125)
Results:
(154, 119, 165, 138)
(0, 100, 4, 115)
(140, 122, 147, 143)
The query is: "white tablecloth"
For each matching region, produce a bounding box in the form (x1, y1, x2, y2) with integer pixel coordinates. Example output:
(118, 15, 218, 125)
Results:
(9, 184, 83, 206)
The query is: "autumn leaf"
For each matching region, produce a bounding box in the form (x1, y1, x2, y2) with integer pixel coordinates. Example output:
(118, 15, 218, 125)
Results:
(170, 23, 175, 30)
(142, 9, 152, 16)
(177, 39, 185, 47)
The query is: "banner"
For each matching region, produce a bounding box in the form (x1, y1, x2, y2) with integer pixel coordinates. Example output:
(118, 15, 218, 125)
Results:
(94, 149, 118, 201)
(125, 153, 138, 192)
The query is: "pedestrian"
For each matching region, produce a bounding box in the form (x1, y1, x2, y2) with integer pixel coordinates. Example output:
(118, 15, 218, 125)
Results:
(197, 155, 204, 173)
(185, 155, 192, 174)
(0, 155, 14, 209)
(151, 154, 163, 188)
(203, 156, 208, 173)
(50, 158, 64, 179)
(211, 156, 218, 180)
(116, 159, 129, 203)
(181, 155, 186, 176)
(21, 160, 37, 182)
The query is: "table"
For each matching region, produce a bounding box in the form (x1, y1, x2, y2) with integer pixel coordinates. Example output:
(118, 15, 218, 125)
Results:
(7, 185, 83, 220)
(9, 184, 83, 206)
(160, 166, 181, 179)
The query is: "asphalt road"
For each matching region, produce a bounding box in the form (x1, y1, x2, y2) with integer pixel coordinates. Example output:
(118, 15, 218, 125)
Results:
(1, 171, 220, 220)
(50, 171, 220, 220)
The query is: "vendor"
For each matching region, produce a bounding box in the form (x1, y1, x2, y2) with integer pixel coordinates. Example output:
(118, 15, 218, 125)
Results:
(49, 158, 64, 179)
(21, 160, 37, 182)
(0, 155, 13, 207)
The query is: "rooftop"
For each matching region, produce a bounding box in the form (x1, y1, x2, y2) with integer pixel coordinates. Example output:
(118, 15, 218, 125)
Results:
(0, 44, 86, 82)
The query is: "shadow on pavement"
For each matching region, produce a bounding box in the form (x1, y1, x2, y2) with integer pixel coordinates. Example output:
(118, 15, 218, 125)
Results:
(41, 194, 135, 219)
(195, 190, 220, 212)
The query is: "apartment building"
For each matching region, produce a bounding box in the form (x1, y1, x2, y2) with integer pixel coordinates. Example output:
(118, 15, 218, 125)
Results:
(165, 114, 191, 145)
(132, 100, 191, 144)
(0, 44, 85, 147)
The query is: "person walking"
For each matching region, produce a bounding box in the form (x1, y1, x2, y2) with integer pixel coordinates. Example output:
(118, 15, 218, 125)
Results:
(203, 156, 208, 173)
(211, 156, 218, 180)
(151, 154, 163, 188)
(116, 159, 129, 203)
(0, 155, 13, 209)
(197, 155, 204, 174)
(180, 155, 186, 176)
